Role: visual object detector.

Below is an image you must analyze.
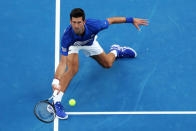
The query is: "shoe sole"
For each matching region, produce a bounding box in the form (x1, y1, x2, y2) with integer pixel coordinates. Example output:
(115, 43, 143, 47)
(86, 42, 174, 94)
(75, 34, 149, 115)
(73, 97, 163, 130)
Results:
(56, 114, 69, 120)
(111, 44, 120, 48)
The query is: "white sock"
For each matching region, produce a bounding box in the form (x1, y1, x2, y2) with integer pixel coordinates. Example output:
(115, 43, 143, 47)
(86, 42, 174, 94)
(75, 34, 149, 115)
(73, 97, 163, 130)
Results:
(110, 50, 117, 57)
(53, 90, 64, 104)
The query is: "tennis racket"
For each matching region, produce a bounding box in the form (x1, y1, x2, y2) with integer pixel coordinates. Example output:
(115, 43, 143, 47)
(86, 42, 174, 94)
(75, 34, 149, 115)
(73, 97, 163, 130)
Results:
(34, 95, 56, 123)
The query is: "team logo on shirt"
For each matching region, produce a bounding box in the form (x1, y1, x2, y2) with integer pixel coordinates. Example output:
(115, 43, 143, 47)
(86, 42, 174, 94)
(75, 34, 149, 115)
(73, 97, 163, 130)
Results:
(61, 47, 67, 52)
(73, 38, 94, 46)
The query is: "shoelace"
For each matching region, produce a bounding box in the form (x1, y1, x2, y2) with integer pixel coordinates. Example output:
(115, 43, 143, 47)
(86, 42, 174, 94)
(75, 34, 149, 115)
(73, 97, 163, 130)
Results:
(111, 45, 120, 49)
(112, 45, 128, 51)
(121, 47, 131, 52)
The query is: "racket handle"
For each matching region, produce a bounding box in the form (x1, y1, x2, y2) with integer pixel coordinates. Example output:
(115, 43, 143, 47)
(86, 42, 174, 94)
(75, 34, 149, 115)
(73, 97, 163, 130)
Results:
(53, 90, 59, 97)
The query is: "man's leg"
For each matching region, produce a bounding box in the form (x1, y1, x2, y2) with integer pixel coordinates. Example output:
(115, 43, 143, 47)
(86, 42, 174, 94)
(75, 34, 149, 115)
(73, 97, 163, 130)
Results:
(91, 52, 116, 68)
(91, 45, 137, 68)
(60, 53, 79, 92)
(53, 53, 79, 119)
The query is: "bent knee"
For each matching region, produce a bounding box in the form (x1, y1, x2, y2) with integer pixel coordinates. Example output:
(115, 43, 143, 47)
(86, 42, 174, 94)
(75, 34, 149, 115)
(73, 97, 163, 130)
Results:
(102, 63, 113, 69)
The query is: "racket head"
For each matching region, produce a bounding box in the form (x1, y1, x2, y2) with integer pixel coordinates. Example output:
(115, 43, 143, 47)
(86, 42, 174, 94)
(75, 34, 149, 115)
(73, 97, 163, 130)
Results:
(34, 101, 56, 123)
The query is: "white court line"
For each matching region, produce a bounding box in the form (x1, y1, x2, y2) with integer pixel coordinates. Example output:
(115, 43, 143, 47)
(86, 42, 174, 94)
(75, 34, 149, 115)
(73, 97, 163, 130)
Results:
(66, 111, 196, 115)
(55, 0, 60, 71)
(54, 0, 60, 131)
(53, 0, 193, 130)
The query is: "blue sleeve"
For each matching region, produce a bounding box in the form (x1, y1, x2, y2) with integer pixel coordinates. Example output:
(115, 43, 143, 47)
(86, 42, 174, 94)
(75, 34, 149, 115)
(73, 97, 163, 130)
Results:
(60, 29, 72, 56)
(96, 19, 109, 31)
(60, 38, 68, 56)
(86, 19, 109, 33)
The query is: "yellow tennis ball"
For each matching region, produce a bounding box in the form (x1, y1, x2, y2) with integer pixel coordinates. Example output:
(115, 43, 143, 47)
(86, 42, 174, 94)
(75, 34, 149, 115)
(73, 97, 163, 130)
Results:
(69, 99, 76, 106)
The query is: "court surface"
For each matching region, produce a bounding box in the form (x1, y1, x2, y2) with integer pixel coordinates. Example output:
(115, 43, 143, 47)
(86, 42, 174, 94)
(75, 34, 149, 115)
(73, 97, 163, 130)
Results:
(1, 0, 196, 130)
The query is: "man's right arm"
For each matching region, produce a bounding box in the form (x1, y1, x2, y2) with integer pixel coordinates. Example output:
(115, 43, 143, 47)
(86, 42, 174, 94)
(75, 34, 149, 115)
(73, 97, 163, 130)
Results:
(52, 55, 67, 91)
(55, 30, 70, 80)
(54, 55, 67, 80)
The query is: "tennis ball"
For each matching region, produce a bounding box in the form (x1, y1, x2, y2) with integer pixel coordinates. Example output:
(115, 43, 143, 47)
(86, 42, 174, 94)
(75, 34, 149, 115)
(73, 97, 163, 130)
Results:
(69, 99, 76, 106)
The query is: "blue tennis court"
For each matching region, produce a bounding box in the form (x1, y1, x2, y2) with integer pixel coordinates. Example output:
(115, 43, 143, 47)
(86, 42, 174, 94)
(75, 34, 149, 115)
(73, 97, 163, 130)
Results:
(1, 0, 196, 130)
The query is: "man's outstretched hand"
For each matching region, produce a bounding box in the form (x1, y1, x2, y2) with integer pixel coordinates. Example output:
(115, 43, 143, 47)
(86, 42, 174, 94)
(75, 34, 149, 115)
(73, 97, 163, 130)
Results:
(133, 18, 149, 31)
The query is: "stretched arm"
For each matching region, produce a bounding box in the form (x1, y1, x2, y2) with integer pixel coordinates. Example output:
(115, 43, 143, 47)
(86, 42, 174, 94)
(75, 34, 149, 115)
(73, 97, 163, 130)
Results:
(107, 17, 127, 24)
(54, 55, 67, 79)
(107, 17, 149, 31)
(52, 55, 67, 91)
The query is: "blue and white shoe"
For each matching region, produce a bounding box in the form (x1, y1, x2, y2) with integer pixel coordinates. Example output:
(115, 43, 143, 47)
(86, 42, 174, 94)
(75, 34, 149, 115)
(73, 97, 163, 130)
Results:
(110, 44, 137, 58)
(54, 102, 68, 119)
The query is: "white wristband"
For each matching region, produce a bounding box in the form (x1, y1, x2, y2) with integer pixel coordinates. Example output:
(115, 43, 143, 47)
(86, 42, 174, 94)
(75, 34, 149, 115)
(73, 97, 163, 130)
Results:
(52, 78, 59, 86)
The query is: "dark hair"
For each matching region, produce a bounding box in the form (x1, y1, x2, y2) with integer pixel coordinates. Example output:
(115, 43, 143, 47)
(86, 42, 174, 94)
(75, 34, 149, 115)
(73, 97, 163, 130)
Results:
(70, 8, 85, 21)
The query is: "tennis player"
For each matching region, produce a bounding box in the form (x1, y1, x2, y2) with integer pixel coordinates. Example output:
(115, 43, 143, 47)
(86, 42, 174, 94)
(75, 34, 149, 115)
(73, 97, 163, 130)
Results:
(51, 8, 148, 119)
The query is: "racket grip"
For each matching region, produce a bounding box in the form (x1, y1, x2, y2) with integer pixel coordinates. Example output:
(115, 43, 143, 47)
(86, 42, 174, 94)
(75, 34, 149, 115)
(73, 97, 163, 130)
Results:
(53, 90, 59, 96)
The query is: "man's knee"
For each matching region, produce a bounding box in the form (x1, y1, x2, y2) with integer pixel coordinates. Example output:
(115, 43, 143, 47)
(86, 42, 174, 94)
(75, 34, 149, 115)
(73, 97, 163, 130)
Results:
(102, 62, 112, 69)
(91, 53, 114, 69)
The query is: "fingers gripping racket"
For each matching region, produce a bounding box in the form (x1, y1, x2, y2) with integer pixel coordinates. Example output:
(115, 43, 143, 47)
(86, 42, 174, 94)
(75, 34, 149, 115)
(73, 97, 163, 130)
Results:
(34, 91, 58, 123)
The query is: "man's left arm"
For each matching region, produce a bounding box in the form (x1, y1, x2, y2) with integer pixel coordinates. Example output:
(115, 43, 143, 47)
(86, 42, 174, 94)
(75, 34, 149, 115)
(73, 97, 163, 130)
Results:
(107, 17, 149, 31)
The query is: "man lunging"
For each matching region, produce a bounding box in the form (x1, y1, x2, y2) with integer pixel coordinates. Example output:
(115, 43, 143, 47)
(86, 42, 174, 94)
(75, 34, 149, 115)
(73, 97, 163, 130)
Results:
(51, 8, 149, 119)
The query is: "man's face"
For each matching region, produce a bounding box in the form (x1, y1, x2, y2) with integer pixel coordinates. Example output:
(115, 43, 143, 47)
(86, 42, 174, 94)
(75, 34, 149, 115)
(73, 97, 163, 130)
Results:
(70, 17, 85, 35)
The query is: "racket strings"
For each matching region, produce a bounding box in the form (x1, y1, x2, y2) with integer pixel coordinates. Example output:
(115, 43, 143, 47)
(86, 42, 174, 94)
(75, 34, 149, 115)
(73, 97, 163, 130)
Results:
(34, 102, 55, 123)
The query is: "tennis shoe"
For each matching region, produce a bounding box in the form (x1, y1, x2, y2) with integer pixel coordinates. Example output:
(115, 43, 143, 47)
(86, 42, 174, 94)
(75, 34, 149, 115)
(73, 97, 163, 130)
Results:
(54, 102, 68, 119)
(110, 44, 137, 58)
